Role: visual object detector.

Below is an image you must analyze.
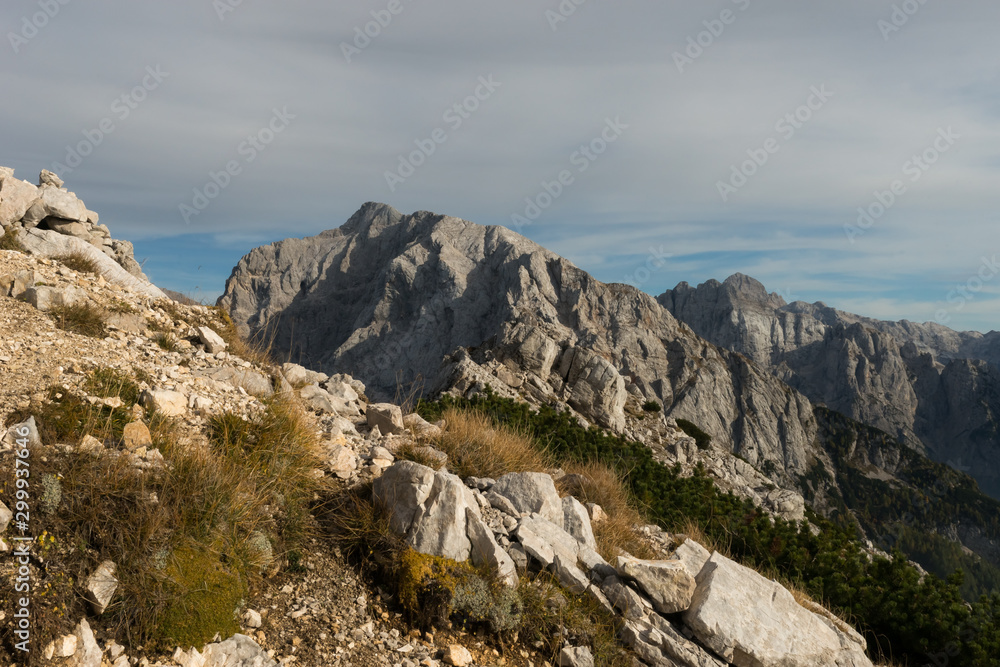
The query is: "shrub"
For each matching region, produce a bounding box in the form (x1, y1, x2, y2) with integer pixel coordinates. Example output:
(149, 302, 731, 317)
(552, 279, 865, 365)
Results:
(42, 396, 321, 648)
(17, 384, 132, 444)
(50, 302, 108, 338)
(518, 574, 630, 667)
(0, 226, 25, 251)
(107, 299, 138, 314)
(641, 400, 661, 413)
(674, 418, 712, 450)
(56, 251, 100, 275)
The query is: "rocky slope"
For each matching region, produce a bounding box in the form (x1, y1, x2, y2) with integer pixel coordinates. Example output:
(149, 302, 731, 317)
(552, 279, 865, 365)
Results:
(659, 274, 1000, 497)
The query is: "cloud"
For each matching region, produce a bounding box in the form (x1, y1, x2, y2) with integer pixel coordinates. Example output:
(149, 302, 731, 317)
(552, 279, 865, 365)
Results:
(1, 0, 997, 332)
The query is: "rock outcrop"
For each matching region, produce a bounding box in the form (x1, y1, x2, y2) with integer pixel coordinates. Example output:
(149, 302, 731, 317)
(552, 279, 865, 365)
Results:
(374, 460, 873, 667)
(0, 167, 157, 292)
(660, 273, 1000, 497)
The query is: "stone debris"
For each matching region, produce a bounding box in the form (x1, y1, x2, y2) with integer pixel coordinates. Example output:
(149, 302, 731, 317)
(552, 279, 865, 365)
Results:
(367, 402, 405, 435)
(559, 646, 595, 667)
(84, 559, 119, 614)
(442, 644, 473, 667)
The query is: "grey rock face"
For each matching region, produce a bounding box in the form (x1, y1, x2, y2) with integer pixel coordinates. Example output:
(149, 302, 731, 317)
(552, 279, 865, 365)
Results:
(660, 273, 1000, 496)
(220, 203, 825, 482)
(616, 555, 697, 615)
(683, 552, 873, 667)
(491, 472, 563, 525)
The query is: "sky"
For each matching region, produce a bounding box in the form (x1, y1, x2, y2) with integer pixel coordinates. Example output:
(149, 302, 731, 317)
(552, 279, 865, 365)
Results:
(2, 1, 998, 333)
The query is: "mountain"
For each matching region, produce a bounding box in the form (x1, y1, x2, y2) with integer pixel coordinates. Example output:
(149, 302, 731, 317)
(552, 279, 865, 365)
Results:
(219, 203, 825, 488)
(659, 274, 1000, 497)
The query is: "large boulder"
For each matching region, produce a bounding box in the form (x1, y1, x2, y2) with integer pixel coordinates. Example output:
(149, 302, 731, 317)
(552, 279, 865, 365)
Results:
(562, 496, 597, 551)
(466, 508, 518, 587)
(616, 556, 696, 614)
(367, 403, 405, 435)
(515, 514, 583, 569)
(141, 389, 188, 417)
(683, 552, 873, 667)
(22, 285, 82, 312)
(373, 461, 480, 562)
(491, 472, 563, 525)
(36, 186, 88, 222)
(670, 538, 712, 579)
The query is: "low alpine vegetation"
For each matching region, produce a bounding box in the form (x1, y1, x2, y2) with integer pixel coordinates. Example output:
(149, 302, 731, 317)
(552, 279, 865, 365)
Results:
(416, 388, 1000, 667)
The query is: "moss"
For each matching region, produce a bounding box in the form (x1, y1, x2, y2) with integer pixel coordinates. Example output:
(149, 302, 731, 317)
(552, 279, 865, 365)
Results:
(396, 549, 474, 626)
(158, 542, 246, 649)
(40, 474, 62, 514)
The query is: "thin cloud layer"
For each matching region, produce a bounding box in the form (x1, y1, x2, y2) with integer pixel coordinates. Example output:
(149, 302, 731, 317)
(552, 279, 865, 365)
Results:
(1, 0, 997, 331)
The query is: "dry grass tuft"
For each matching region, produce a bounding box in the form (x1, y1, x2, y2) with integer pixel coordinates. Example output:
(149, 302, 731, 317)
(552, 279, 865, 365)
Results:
(434, 408, 552, 479)
(57, 251, 101, 275)
(211, 307, 277, 368)
(50, 302, 108, 338)
(558, 460, 653, 560)
(0, 226, 25, 251)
